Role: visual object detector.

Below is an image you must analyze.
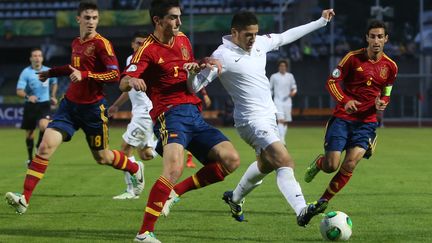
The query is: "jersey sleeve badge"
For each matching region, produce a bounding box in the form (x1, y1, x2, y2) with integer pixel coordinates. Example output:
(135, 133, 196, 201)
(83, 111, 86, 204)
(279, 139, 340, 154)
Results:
(126, 64, 137, 72)
(332, 68, 341, 78)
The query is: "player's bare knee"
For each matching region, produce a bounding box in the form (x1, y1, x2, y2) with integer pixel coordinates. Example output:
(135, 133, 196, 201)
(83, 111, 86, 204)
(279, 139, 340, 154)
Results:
(222, 150, 240, 173)
(322, 158, 339, 173)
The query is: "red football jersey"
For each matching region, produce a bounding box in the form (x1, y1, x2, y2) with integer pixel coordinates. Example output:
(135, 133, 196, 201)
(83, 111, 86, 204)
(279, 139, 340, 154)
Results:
(327, 48, 398, 122)
(49, 33, 120, 104)
(122, 33, 202, 120)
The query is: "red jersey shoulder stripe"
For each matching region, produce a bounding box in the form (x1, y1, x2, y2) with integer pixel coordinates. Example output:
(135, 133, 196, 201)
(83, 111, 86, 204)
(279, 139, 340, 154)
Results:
(131, 37, 154, 64)
(383, 53, 398, 70)
(95, 34, 114, 56)
(338, 48, 364, 67)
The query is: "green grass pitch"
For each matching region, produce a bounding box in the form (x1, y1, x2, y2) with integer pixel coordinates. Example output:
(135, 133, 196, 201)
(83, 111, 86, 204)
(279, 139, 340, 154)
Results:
(0, 127, 431, 242)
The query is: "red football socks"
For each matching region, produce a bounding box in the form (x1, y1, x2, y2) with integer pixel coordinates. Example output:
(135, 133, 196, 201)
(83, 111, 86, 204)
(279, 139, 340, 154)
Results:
(111, 150, 138, 173)
(321, 166, 353, 201)
(139, 176, 173, 233)
(174, 162, 228, 196)
(23, 155, 49, 202)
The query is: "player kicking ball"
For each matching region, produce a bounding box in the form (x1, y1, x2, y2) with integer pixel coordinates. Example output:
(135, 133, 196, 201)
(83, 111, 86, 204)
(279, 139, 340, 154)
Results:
(166, 9, 335, 227)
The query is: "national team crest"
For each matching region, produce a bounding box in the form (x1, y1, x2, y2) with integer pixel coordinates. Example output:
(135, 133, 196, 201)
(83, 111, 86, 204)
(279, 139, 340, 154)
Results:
(380, 66, 388, 79)
(181, 45, 190, 60)
(84, 43, 95, 57)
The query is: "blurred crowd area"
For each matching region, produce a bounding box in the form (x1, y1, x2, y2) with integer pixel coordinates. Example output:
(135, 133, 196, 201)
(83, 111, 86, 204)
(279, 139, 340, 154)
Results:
(0, 0, 431, 122)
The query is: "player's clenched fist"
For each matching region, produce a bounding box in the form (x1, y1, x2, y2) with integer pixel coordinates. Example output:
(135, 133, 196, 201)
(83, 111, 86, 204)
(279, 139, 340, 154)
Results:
(321, 9, 335, 22)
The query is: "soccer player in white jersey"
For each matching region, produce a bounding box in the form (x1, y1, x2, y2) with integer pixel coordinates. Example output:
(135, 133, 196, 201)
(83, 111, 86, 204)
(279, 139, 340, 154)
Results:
(270, 59, 297, 145)
(184, 9, 335, 226)
(108, 32, 157, 200)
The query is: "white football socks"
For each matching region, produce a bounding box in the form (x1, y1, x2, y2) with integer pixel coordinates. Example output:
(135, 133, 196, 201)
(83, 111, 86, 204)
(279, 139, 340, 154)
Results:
(232, 161, 266, 203)
(276, 167, 307, 216)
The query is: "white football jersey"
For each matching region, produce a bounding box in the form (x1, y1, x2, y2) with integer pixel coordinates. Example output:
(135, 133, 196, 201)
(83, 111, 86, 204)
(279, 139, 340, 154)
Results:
(270, 72, 297, 107)
(212, 35, 279, 124)
(190, 17, 328, 125)
(126, 54, 152, 117)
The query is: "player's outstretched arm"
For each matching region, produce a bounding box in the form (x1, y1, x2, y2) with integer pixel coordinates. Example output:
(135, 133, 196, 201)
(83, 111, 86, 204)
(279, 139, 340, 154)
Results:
(37, 65, 72, 81)
(277, 9, 335, 47)
(37, 71, 49, 82)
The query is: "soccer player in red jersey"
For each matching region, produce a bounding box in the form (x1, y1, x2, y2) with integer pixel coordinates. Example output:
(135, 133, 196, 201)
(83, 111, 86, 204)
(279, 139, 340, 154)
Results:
(120, 1, 240, 242)
(304, 20, 398, 207)
(5, 1, 144, 215)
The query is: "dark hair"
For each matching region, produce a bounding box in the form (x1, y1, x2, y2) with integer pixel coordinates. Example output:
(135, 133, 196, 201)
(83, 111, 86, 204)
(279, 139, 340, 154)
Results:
(231, 11, 258, 31)
(277, 59, 288, 67)
(77, 1, 98, 16)
(367, 20, 388, 36)
(30, 47, 42, 56)
(149, 0, 180, 27)
(132, 31, 148, 41)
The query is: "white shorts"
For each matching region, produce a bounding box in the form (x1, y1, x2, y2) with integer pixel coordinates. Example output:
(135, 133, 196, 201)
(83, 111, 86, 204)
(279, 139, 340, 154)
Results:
(236, 118, 281, 156)
(275, 103, 293, 122)
(122, 115, 155, 149)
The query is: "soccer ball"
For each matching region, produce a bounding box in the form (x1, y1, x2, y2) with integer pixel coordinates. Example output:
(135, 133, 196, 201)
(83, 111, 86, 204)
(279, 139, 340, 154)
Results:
(319, 211, 353, 241)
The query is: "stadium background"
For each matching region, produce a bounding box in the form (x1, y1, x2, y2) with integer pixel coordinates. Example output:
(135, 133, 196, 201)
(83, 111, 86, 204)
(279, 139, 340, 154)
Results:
(0, 0, 431, 127)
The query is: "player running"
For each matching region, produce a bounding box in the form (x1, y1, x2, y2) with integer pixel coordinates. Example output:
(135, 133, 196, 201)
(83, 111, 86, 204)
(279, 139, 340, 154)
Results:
(304, 20, 398, 206)
(109, 31, 158, 200)
(120, 0, 240, 242)
(5, 1, 144, 214)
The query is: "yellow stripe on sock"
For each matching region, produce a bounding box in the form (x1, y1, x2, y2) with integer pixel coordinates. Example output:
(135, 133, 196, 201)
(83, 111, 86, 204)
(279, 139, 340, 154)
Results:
(27, 169, 44, 179)
(120, 156, 128, 170)
(326, 186, 336, 195)
(33, 156, 48, 165)
(145, 206, 161, 217)
(158, 176, 173, 189)
(112, 150, 120, 166)
(339, 167, 352, 176)
(217, 163, 230, 176)
(192, 174, 201, 188)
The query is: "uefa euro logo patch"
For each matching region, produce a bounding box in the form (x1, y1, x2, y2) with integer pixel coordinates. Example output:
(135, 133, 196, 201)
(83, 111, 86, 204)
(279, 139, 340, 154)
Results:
(332, 68, 341, 78)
